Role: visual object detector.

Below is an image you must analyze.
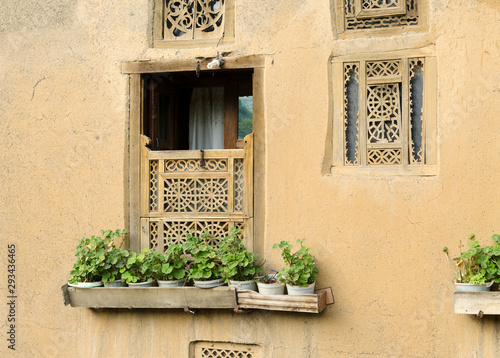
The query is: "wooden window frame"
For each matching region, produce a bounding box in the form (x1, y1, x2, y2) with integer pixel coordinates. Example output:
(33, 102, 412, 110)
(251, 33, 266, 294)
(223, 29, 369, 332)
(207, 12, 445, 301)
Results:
(123, 56, 267, 254)
(333, 0, 428, 38)
(153, 0, 235, 48)
(330, 48, 438, 176)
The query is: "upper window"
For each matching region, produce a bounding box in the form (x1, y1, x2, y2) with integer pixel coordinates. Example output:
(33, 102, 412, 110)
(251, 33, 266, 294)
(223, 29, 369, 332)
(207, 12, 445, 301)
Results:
(153, 0, 235, 48)
(331, 50, 437, 174)
(335, 0, 422, 35)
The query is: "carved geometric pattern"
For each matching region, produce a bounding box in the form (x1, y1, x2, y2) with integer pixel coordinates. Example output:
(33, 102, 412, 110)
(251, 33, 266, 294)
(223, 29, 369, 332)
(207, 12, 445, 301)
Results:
(149, 221, 159, 250)
(150, 160, 159, 212)
(163, 178, 228, 213)
(367, 149, 402, 164)
(363, 0, 401, 9)
(366, 61, 401, 78)
(409, 58, 425, 164)
(366, 84, 401, 143)
(345, 0, 418, 30)
(344, 63, 360, 165)
(199, 348, 253, 358)
(165, 159, 227, 172)
(158, 220, 243, 250)
(234, 159, 244, 212)
(164, 0, 225, 39)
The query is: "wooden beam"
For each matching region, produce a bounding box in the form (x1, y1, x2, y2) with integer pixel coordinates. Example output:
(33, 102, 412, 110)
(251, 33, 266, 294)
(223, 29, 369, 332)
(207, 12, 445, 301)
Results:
(122, 56, 266, 74)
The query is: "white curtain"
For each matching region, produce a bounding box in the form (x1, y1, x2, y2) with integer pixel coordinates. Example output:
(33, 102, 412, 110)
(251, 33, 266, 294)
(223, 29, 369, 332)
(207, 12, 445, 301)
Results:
(188, 87, 225, 150)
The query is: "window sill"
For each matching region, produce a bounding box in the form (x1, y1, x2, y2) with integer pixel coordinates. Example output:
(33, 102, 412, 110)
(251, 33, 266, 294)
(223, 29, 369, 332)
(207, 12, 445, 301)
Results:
(454, 292, 500, 316)
(330, 165, 437, 176)
(61, 285, 331, 314)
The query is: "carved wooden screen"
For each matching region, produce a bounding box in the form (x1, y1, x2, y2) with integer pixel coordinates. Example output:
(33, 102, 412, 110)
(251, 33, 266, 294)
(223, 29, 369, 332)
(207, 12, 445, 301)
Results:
(140, 134, 253, 251)
(342, 57, 425, 166)
(192, 342, 261, 358)
(344, 0, 419, 30)
(158, 0, 226, 41)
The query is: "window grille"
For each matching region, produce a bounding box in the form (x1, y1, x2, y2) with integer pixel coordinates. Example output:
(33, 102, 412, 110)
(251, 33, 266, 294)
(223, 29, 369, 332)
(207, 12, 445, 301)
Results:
(331, 51, 437, 172)
(154, 0, 234, 46)
(343, 0, 419, 31)
(192, 342, 261, 358)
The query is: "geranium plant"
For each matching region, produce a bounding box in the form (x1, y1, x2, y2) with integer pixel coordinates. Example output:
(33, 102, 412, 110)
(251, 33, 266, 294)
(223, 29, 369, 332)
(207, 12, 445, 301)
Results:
(219, 227, 263, 283)
(151, 244, 187, 281)
(443, 233, 500, 284)
(69, 229, 127, 284)
(185, 232, 221, 281)
(100, 229, 129, 284)
(120, 248, 156, 284)
(273, 239, 319, 287)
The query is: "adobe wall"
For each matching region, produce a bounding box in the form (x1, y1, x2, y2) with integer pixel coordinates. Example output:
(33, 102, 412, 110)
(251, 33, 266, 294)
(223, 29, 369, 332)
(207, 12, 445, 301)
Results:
(0, 0, 499, 357)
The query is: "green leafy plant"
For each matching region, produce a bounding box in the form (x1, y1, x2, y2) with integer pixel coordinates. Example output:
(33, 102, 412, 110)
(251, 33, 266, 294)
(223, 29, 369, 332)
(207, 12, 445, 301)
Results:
(151, 244, 187, 281)
(219, 227, 263, 283)
(273, 239, 319, 287)
(100, 229, 129, 283)
(120, 248, 156, 284)
(69, 229, 127, 284)
(185, 232, 221, 281)
(443, 233, 500, 284)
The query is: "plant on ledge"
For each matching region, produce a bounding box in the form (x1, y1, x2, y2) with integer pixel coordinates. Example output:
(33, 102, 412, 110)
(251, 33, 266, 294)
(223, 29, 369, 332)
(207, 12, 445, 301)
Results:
(219, 227, 263, 287)
(273, 239, 319, 294)
(443, 233, 500, 288)
(120, 248, 156, 286)
(151, 243, 187, 286)
(69, 230, 119, 286)
(185, 232, 223, 288)
(100, 229, 129, 285)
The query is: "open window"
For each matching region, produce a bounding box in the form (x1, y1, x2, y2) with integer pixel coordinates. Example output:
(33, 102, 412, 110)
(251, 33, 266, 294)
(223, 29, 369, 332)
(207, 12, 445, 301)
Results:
(124, 58, 266, 254)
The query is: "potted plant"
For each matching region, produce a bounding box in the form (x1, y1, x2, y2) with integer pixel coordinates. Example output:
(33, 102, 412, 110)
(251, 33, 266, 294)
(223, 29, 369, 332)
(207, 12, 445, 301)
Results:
(120, 248, 157, 287)
(185, 232, 224, 288)
(255, 271, 285, 295)
(68, 232, 110, 287)
(273, 239, 319, 295)
(101, 229, 129, 287)
(219, 227, 263, 291)
(443, 233, 500, 292)
(152, 244, 188, 287)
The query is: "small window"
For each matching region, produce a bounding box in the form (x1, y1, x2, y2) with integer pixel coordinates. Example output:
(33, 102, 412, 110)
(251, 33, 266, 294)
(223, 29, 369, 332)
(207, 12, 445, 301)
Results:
(191, 342, 262, 358)
(154, 0, 235, 48)
(336, 0, 420, 33)
(331, 51, 437, 174)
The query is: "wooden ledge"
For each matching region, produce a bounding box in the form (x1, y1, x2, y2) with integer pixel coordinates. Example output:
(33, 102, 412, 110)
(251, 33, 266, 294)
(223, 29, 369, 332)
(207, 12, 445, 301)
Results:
(62, 284, 237, 309)
(61, 284, 332, 314)
(454, 292, 500, 316)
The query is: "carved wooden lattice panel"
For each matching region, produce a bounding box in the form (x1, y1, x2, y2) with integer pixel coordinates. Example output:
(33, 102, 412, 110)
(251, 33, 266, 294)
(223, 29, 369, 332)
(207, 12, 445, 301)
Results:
(341, 57, 426, 166)
(163, 0, 225, 40)
(345, 0, 418, 30)
(192, 342, 261, 358)
(344, 63, 360, 165)
(140, 135, 253, 251)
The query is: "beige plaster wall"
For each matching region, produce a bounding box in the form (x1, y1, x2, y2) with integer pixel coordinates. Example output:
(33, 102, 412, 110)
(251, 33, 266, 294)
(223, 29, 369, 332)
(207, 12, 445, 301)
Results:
(0, 0, 499, 357)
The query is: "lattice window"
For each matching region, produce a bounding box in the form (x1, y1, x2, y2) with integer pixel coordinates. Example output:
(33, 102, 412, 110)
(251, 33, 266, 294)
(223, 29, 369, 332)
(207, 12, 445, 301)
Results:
(342, 0, 419, 32)
(141, 143, 253, 251)
(331, 51, 437, 172)
(191, 342, 261, 358)
(154, 0, 235, 47)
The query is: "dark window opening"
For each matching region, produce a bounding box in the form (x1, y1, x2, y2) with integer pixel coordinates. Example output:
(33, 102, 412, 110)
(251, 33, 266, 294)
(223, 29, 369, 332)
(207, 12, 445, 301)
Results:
(142, 69, 253, 150)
